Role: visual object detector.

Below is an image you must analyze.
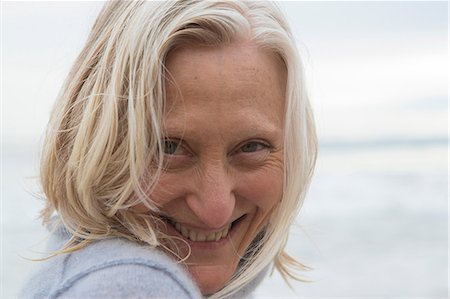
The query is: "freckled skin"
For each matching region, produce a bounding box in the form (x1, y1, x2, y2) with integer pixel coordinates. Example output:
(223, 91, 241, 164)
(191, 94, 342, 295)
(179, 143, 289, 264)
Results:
(148, 41, 286, 295)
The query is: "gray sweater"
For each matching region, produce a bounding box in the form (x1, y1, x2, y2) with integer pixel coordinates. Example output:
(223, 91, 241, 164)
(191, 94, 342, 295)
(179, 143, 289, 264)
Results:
(20, 221, 266, 298)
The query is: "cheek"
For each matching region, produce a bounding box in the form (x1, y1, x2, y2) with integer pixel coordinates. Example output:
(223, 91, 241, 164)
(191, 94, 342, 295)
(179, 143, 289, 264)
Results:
(147, 172, 189, 206)
(143, 161, 284, 213)
(236, 167, 283, 212)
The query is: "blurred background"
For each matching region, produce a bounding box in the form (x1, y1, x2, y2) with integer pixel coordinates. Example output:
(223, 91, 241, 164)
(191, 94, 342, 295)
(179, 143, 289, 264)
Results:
(1, 1, 448, 298)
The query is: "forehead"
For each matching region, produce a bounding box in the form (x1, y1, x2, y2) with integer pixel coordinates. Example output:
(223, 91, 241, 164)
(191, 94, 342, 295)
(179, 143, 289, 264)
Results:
(163, 41, 286, 136)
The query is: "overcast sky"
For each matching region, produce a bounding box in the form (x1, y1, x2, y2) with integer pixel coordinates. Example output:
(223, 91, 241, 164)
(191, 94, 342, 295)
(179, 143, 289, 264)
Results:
(2, 1, 448, 148)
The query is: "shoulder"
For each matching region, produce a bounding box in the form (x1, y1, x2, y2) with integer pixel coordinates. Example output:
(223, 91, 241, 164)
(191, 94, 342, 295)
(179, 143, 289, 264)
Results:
(54, 260, 197, 299)
(22, 238, 202, 299)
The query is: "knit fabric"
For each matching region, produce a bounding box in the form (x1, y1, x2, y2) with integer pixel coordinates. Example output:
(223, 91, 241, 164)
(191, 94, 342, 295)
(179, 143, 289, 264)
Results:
(20, 220, 267, 298)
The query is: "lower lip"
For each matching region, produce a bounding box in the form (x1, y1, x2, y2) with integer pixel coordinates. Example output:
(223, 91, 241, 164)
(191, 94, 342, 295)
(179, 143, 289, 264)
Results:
(165, 216, 246, 250)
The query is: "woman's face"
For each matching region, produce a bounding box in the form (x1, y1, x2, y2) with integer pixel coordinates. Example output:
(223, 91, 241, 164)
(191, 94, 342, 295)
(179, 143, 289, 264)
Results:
(150, 41, 285, 295)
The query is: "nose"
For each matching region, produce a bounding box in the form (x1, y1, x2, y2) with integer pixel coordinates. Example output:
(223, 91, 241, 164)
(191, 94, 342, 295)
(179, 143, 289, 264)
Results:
(186, 163, 235, 229)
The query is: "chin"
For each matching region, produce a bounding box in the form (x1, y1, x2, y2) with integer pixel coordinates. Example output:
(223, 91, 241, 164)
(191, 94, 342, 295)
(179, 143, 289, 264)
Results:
(188, 263, 236, 295)
(157, 211, 266, 295)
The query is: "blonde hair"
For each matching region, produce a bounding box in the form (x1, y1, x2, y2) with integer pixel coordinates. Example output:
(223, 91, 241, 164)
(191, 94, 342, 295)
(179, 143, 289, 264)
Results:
(39, 1, 317, 297)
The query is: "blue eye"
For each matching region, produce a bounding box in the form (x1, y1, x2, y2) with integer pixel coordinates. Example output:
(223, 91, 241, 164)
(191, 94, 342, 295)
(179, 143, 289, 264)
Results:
(163, 140, 183, 155)
(240, 141, 268, 153)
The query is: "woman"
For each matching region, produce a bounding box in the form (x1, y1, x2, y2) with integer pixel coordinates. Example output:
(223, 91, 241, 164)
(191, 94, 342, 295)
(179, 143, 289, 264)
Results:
(21, 0, 317, 298)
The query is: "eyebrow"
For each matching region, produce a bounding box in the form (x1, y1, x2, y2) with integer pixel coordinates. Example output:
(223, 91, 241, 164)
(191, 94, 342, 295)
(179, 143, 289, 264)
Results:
(163, 106, 284, 144)
(163, 121, 282, 145)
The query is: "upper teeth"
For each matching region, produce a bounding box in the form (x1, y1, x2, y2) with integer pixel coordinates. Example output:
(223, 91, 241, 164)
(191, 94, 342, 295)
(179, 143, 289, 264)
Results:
(172, 221, 231, 242)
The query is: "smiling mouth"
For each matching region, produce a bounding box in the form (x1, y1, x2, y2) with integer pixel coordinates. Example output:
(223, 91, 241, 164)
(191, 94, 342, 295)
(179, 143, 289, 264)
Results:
(165, 215, 245, 242)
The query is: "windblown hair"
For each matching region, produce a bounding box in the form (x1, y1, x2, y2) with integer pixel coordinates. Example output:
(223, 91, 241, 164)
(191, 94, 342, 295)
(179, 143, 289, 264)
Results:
(39, 0, 317, 297)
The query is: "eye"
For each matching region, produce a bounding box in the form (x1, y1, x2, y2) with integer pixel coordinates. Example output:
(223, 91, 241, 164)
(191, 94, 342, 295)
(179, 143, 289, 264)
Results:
(239, 141, 270, 153)
(231, 140, 273, 167)
(160, 138, 193, 171)
(163, 139, 186, 155)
